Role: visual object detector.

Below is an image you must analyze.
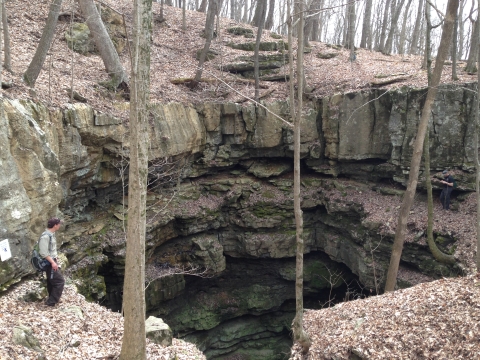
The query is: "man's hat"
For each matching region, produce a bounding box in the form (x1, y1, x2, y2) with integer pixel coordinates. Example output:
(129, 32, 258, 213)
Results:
(442, 170, 448, 174)
(47, 217, 62, 228)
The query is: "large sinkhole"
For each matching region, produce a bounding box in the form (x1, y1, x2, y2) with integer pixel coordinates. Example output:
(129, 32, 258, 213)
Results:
(98, 252, 369, 360)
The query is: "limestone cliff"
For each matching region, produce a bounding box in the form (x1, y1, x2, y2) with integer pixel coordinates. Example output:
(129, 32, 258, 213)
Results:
(0, 83, 476, 358)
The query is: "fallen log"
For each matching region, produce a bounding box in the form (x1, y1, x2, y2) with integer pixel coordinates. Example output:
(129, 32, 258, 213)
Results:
(170, 77, 217, 84)
(371, 75, 412, 86)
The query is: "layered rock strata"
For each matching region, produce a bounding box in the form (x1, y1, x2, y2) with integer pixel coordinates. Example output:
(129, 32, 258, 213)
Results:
(0, 83, 476, 357)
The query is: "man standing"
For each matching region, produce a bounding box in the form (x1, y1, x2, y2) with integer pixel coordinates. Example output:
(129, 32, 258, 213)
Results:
(440, 170, 454, 210)
(39, 217, 65, 306)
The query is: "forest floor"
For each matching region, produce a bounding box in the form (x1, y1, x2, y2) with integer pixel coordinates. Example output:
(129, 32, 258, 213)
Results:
(0, 279, 205, 360)
(290, 274, 480, 359)
(3, 0, 478, 122)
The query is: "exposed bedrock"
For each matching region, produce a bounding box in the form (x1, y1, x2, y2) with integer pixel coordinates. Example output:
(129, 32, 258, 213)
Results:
(0, 83, 475, 356)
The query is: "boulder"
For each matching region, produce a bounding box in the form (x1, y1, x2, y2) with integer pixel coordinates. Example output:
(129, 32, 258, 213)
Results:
(22, 281, 48, 302)
(195, 48, 218, 61)
(12, 324, 43, 353)
(317, 52, 338, 59)
(247, 160, 292, 178)
(227, 27, 254, 37)
(226, 41, 279, 52)
(60, 306, 85, 320)
(65, 23, 93, 54)
(221, 54, 289, 76)
(145, 316, 173, 346)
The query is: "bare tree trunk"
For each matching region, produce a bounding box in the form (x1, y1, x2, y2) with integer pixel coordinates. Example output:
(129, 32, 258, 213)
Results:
(23, 0, 63, 86)
(424, 127, 456, 264)
(452, 5, 459, 80)
(264, 0, 275, 30)
(476, 0, 480, 271)
(377, 0, 391, 51)
(229, 0, 234, 19)
(384, 0, 459, 292)
(78, 0, 128, 89)
(248, 0, 256, 24)
(312, 0, 325, 42)
(360, 0, 372, 48)
(242, 0, 249, 23)
(291, 0, 311, 354)
(383, 0, 406, 54)
(194, 0, 218, 83)
(254, 0, 267, 101)
(0, 0, 3, 83)
(458, 0, 465, 58)
(347, 0, 355, 60)
(409, 0, 423, 54)
(119, 0, 152, 359)
(2, 1, 10, 73)
(342, 4, 348, 46)
(198, 0, 208, 12)
(251, 0, 263, 27)
(418, 15, 426, 56)
(398, 0, 412, 55)
(423, 0, 432, 71)
(465, 18, 478, 73)
(372, 0, 383, 49)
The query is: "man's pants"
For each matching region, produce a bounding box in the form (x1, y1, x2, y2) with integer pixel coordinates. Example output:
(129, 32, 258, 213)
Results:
(45, 264, 65, 306)
(440, 187, 453, 210)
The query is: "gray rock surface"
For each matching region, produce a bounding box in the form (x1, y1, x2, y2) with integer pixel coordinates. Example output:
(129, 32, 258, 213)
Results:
(145, 316, 173, 346)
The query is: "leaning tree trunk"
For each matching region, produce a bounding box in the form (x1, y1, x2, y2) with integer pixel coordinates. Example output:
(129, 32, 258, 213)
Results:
(291, 0, 311, 355)
(251, 0, 264, 27)
(384, 0, 459, 292)
(254, 0, 267, 101)
(423, 0, 433, 73)
(23, 0, 63, 86)
(383, 0, 406, 55)
(119, 0, 152, 359)
(78, 0, 128, 89)
(198, 0, 207, 12)
(424, 130, 456, 264)
(193, 0, 218, 84)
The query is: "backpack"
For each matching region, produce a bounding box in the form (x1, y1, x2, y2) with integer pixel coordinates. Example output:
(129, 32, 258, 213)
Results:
(453, 179, 458, 189)
(31, 232, 52, 272)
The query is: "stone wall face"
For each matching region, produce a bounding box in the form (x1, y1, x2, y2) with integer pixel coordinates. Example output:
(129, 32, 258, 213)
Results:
(0, 83, 475, 357)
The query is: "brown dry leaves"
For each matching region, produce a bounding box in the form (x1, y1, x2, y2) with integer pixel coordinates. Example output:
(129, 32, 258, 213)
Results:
(2, 0, 478, 122)
(291, 274, 480, 360)
(0, 280, 205, 360)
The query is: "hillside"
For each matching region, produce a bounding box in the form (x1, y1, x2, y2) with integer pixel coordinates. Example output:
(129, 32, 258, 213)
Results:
(0, 279, 205, 359)
(290, 274, 480, 359)
(3, 0, 478, 121)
